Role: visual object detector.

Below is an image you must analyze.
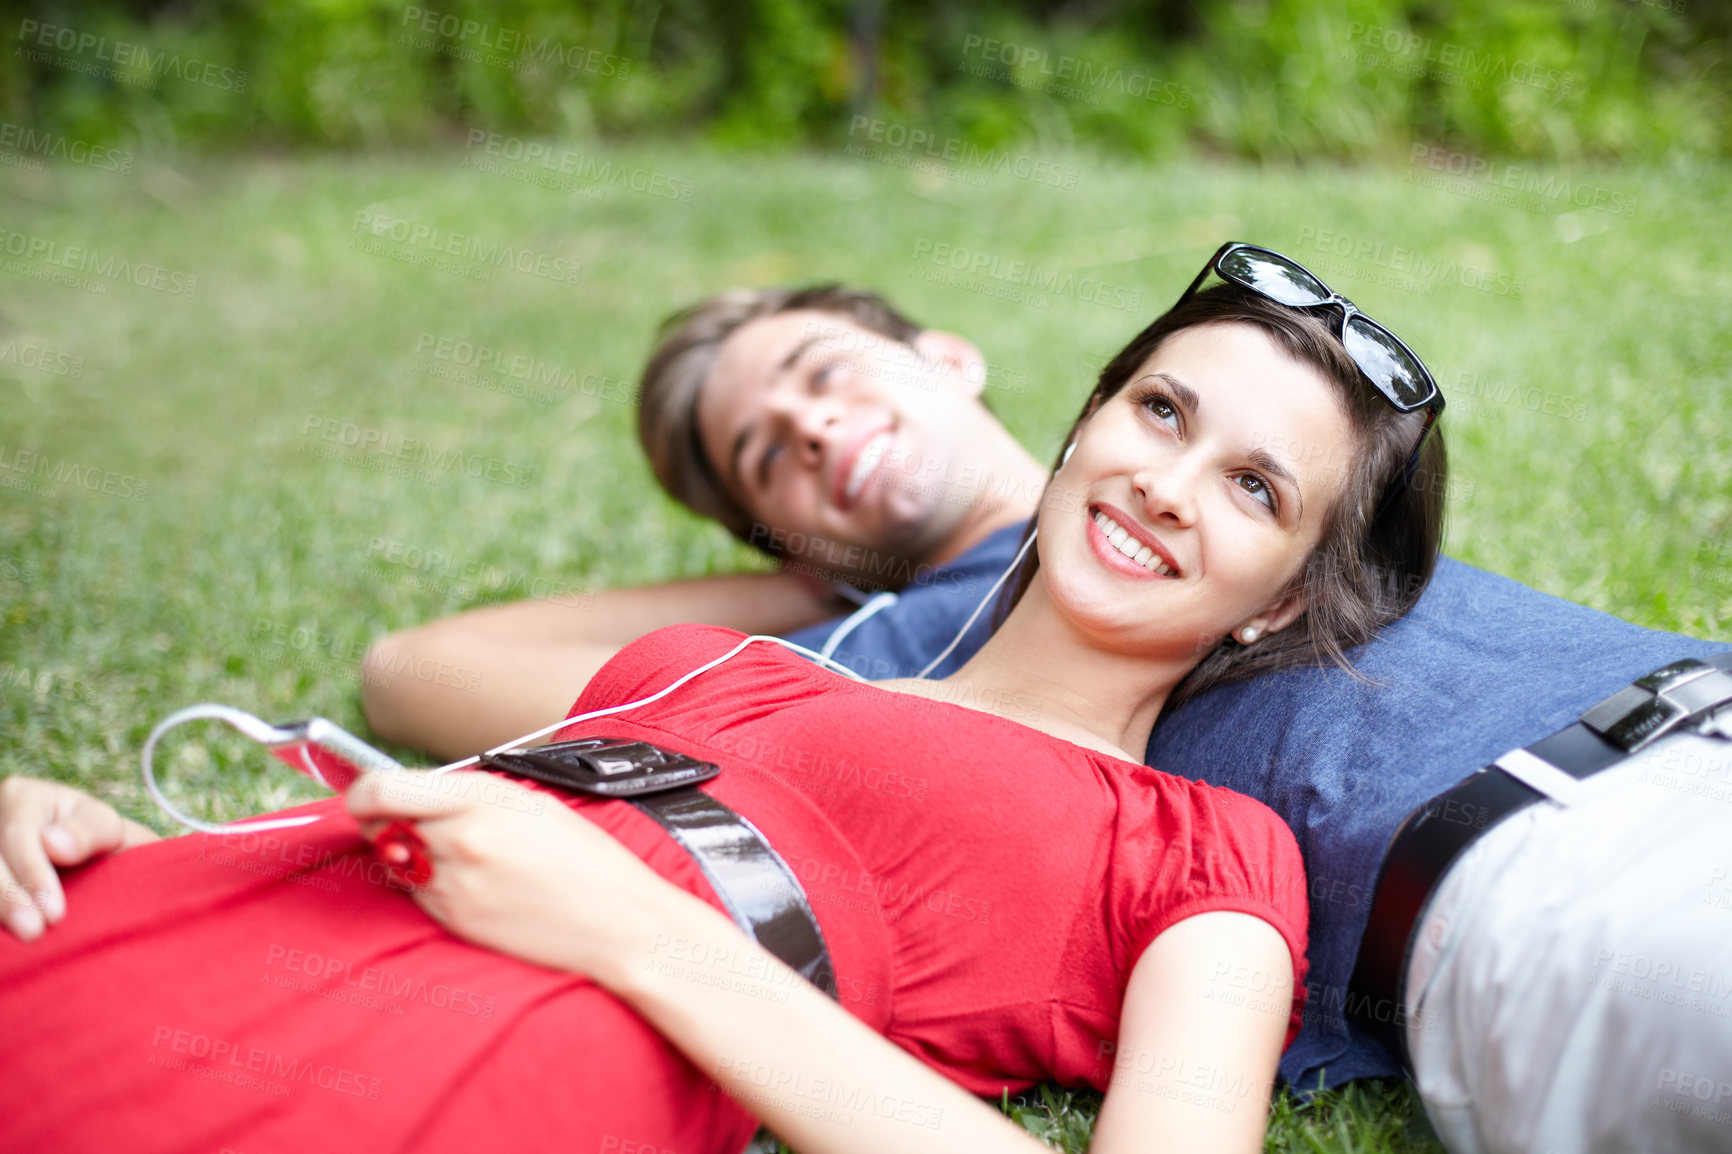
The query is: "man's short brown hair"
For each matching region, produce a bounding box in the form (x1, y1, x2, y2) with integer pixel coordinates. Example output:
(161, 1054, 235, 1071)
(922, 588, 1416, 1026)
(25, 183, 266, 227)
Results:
(636, 284, 924, 551)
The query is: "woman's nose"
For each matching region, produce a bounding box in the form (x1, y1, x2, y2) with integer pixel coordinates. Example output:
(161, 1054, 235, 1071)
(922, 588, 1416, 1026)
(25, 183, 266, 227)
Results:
(1134, 457, 1200, 527)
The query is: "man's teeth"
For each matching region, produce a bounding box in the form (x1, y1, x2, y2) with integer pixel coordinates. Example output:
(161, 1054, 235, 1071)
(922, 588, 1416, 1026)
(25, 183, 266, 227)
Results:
(844, 432, 892, 502)
(1092, 510, 1175, 575)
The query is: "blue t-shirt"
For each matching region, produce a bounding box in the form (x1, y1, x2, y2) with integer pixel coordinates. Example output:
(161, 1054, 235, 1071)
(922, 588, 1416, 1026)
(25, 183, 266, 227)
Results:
(784, 522, 1031, 681)
(784, 521, 1730, 1089)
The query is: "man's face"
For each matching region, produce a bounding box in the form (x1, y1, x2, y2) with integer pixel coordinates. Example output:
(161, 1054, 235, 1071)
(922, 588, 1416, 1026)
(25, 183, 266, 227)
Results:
(695, 309, 1002, 572)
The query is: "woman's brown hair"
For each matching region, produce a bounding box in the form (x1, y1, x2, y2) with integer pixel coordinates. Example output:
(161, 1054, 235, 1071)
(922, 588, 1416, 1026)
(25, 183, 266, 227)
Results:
(995, 281, 1448, 715)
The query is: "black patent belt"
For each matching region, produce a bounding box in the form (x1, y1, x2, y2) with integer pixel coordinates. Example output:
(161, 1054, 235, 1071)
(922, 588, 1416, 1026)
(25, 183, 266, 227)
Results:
(481, 736, 837, 997)
(1350, 651, 1732, 1068)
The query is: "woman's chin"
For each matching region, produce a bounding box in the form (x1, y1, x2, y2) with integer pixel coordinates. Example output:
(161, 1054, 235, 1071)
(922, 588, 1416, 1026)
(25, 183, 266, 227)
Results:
(1043, 574, 1220, 656)
(1048, 586, 1160, 643)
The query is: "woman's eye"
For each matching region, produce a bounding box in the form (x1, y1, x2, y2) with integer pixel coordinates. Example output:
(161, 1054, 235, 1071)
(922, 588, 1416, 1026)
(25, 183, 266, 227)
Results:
(1237, 473, 1276, 510)
(1142, 393, 1179, 427)
(811, 362, 839, 392)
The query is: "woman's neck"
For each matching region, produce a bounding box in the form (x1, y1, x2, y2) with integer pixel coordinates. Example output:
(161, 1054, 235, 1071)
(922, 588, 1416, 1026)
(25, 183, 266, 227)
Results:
(878, 577, 1193, 764)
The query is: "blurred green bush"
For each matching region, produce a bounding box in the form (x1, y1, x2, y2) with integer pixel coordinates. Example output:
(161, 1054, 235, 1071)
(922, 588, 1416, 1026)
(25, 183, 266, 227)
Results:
(3, 0, 1725, 160)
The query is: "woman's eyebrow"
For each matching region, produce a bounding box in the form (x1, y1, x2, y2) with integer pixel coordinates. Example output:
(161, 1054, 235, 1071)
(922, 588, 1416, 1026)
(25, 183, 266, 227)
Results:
(1150, 372, 1201, 416)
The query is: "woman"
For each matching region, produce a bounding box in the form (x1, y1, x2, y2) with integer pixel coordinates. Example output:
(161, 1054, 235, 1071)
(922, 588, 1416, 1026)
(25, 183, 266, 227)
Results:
(0, 244, 1444, 1153)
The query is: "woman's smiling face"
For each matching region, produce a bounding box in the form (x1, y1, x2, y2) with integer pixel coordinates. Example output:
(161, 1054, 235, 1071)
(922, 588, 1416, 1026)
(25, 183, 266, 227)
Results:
(1036, 321, 1359, 658)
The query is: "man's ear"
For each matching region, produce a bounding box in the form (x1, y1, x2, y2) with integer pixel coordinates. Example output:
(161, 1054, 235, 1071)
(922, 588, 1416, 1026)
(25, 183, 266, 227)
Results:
(911, 329, 988, 400)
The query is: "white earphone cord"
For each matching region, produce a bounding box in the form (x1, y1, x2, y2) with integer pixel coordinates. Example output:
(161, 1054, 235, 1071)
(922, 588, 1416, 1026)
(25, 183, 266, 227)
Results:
(146, 518, 1042, 836)
(441, 520, 1037, 761)
(907, 438, 1053, 675)
(913, 526, 1038, 679)
(144, 636, 867, 836)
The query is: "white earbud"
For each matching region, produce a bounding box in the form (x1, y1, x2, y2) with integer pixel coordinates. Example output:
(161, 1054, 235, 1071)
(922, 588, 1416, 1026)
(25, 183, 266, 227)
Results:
(1060, 440, 1076, 465)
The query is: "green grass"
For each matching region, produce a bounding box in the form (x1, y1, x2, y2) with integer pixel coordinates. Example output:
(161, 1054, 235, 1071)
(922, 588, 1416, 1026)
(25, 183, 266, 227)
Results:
(2, 142, 1728, 1151)
(771, 1078, 1446, 1152)
(998, 1079, 1446, 1152)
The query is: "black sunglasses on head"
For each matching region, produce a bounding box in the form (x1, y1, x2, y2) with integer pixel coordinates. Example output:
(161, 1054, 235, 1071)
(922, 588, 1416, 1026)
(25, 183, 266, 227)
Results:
(1178, 242, 1445, 502)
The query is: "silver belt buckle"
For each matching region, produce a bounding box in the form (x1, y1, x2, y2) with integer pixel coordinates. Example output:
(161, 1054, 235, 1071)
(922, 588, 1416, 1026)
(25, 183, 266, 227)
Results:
(1581, 659, 1732, 752)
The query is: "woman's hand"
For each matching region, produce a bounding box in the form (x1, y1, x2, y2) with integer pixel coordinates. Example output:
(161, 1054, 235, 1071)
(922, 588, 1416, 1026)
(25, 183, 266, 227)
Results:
(345, 769, 682, 986)
(0, 775, 161, 942)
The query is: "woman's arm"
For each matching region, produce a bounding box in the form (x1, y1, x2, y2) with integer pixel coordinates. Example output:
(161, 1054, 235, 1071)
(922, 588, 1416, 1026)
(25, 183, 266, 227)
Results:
(1091, 911, 1294, 1154)
(614, 878, 1054, 1152)
(361, 571, 850, 761)
(347, 770, 1050, 1154)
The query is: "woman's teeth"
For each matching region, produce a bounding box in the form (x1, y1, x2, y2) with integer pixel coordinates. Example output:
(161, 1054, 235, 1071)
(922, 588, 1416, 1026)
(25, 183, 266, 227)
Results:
(1093, 510, 1175, 575)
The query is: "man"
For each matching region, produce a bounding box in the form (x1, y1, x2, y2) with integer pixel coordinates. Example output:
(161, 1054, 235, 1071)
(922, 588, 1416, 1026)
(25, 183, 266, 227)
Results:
(360, 285, 1051, 760)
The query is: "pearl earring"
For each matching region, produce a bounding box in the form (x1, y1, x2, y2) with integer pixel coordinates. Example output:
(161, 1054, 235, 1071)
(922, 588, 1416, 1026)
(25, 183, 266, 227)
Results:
(1239, 626, 1260, 644)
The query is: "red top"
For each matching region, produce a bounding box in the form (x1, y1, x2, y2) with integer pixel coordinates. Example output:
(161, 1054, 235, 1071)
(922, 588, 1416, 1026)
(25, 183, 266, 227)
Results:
(0, 624, 1306, 1152)
(570, 625, 1311, 1091)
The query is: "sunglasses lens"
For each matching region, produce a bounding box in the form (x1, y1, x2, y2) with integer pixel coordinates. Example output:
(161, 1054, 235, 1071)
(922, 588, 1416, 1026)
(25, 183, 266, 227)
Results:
(1218, 247, 1329, 307)
(1343, 316, 1434, 410)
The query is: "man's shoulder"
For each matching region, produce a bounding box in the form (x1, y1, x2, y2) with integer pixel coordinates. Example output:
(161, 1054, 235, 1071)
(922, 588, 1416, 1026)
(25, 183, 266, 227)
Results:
(782, 520, 1031, 680)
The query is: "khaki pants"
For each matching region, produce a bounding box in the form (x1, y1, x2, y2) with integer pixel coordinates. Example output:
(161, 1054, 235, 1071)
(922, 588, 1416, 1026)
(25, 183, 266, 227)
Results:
(1404, 729, 1732, 1153)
